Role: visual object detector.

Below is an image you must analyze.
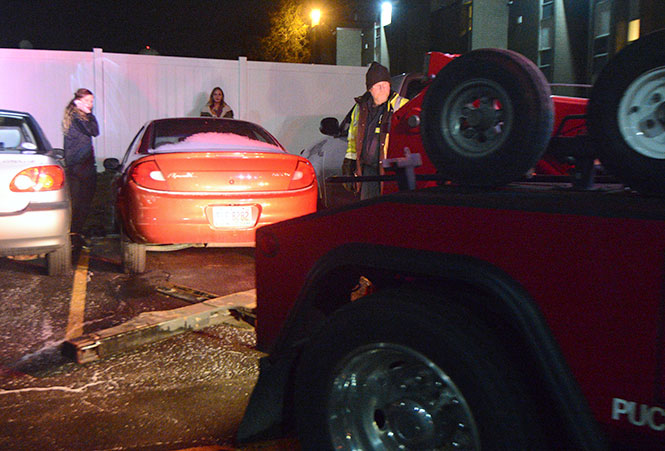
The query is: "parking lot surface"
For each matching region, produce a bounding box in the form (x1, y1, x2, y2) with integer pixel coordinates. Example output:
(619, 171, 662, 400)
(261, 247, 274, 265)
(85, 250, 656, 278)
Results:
(0, 237, 266, 450)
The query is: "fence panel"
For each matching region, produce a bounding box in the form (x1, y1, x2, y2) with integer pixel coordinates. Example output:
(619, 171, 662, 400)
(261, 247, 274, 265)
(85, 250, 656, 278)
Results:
(245, 60, 367, 153)
(98, 52, 240, 160)
(0, 49, 94, 149)
(0, 48, 367, 164)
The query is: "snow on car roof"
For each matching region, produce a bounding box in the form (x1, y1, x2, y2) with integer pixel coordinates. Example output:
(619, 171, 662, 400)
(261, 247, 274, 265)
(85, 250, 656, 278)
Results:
(151, 132, 285, 153)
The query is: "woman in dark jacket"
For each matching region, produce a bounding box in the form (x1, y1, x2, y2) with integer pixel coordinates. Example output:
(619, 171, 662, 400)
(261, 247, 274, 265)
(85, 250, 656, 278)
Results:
(62, 88, 99, 236)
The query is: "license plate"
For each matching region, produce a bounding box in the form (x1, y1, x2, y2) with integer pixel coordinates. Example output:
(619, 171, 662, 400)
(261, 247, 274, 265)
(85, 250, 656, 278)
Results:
(212, 206, 254, 228)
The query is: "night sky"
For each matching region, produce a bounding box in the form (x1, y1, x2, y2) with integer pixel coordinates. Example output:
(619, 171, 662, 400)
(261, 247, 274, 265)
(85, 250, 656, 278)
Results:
(0, 1, 274, 60)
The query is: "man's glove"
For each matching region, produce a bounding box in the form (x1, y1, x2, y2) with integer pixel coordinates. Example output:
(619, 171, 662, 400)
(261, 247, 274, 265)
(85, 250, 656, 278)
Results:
(341, 158, 357, 192)
(342, 157, 356, 175)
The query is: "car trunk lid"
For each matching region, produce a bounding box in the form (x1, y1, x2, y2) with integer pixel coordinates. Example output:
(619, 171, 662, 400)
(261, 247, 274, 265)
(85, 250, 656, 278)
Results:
(149, 151, 300, 192)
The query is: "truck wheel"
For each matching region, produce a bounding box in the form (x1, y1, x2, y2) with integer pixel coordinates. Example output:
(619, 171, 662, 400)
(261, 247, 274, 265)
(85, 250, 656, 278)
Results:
(587, 29, 665, 195)
(47, 235, 72, 276)
(121, 229, 146, 274)
(421, 49, 554, 186)
(293, 291, 549, 450)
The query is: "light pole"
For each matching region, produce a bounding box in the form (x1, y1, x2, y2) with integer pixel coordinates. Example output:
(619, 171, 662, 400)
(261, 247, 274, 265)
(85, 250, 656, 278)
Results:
(310, 8, 322, 63)
(378, 2, 392, 66)
(309, 7, 336, 64)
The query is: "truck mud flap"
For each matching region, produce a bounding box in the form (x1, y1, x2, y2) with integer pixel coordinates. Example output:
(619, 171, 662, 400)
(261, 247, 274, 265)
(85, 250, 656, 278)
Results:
(236, 352, 298, 444)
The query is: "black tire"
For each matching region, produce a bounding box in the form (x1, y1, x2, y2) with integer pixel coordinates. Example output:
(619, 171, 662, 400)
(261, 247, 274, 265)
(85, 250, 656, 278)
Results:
(120, 228, 146, 274)
(421, 49, 554, 186)
(587, 29, 665, 195)
(293, 290, 550, 451)
(47, 234, 72, 276)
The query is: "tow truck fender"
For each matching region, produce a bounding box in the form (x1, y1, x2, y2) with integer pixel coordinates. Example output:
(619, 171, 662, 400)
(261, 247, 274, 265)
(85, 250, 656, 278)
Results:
(238, 243, 606, 449)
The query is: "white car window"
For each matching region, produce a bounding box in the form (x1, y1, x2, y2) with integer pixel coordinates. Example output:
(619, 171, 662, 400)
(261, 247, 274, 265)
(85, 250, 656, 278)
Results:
(0, 127, 21, 149)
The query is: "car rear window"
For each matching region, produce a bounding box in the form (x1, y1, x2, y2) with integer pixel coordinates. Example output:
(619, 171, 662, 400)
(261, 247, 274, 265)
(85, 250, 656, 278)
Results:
(151, 118, 280, 150)
(0, 116, 39, 152)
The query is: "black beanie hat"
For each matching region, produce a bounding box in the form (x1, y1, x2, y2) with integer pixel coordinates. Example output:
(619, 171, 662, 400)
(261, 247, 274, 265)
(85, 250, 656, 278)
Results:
(365, 62, 391, 90)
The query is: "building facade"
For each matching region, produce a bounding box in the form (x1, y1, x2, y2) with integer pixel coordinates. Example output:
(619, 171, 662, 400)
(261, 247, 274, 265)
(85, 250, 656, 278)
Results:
(377, 0, 664, 96)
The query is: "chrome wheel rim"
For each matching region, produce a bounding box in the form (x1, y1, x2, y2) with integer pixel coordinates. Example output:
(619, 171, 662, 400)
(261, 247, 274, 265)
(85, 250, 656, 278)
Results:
(618, 66, 665, 159)
(328, 343, 480, 450)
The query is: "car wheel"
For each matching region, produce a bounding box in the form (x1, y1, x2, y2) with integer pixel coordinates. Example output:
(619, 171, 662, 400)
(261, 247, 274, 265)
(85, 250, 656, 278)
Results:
(421, 48, 554, 186)
(47, 234, 72, 276)
(293, 290, 550, 451)
(587, 29, 665, 195)
(121, 229, 146, 274)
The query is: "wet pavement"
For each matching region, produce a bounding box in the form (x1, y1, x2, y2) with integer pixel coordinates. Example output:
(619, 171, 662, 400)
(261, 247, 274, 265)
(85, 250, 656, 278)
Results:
(0, 236, 274, 450)
(0, 324, 261, 450)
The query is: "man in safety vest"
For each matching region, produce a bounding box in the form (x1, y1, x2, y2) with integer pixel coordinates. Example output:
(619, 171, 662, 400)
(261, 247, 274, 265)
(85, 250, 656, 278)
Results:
(342, 62, 408, 200)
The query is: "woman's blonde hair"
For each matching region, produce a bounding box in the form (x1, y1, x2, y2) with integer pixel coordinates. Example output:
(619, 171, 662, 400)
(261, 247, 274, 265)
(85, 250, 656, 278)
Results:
(62, 88, 93, 132)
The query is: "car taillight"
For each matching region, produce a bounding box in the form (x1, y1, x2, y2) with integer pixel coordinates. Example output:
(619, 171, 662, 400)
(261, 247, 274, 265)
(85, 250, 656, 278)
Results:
(288, 159, 316, 190)
(10, 165, 65, 192)
(130, 159, 168, 190)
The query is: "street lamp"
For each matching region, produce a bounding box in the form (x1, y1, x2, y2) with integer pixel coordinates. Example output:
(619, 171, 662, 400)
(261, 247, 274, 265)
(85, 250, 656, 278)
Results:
(311, 8, 321, 27)
(310, 8, 324, 63)
(381, 2, 392, 26)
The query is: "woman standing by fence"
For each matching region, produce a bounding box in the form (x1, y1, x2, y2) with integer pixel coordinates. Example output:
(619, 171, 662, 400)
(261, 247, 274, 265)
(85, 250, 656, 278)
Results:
(62, 88, 99, 238)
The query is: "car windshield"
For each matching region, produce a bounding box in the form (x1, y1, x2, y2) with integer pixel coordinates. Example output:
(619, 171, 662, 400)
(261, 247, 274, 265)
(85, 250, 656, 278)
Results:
(150, 118, 280, 151)
(0, 115, 39, 152)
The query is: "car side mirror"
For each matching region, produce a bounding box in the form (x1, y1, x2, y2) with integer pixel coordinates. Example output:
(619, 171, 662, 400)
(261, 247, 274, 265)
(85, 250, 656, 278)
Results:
(103, 158, 121, 172)
(320, 117, 340, 137)
(51, 148, 65, 159)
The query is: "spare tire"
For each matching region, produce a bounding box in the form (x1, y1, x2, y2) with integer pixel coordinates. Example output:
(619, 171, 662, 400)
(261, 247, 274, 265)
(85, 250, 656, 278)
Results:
(421, 48, 554, 186)
(587, 29, 665, 195)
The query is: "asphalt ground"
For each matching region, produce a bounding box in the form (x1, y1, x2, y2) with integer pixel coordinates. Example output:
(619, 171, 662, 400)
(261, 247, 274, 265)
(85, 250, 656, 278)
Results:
(68, 171, 261, 362)
(0, 172, 299, 449)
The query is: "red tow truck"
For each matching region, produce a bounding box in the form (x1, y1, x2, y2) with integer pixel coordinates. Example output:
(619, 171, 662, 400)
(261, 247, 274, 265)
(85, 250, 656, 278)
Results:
(238, 30, 665, 450)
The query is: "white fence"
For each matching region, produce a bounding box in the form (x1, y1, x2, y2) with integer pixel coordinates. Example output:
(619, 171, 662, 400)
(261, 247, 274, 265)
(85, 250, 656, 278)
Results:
(0, 48, 367, 164)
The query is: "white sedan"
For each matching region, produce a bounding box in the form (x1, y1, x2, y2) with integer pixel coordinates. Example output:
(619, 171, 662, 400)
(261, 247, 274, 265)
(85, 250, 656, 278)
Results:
(0, 110, 71, 275)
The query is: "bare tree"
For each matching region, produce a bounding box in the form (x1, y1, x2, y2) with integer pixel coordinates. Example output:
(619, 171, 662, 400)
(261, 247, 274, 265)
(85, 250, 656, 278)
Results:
(259, 0, 311, 63)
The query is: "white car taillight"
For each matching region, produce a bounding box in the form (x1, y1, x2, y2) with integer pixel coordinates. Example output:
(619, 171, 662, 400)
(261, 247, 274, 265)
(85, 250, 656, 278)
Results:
(10, 165, 65, 192)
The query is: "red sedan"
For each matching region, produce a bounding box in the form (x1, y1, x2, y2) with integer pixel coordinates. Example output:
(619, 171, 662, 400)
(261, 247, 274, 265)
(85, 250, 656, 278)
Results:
(104, 117, 317, 273)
